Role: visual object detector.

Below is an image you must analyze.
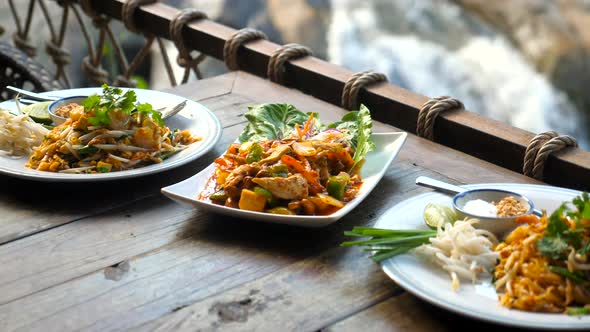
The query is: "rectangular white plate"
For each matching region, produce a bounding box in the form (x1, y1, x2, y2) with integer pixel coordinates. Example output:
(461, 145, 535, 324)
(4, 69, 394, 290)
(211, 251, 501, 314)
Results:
(161, 131, 407, 227)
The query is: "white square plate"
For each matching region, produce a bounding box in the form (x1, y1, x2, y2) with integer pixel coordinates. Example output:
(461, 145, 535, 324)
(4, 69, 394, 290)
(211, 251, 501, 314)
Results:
(161, 131, 407, 227)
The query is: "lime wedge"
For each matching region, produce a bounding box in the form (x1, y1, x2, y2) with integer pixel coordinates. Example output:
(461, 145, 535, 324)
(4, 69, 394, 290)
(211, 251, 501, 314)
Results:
(423, 203, 457, 229)
(21, 101, 53, 125)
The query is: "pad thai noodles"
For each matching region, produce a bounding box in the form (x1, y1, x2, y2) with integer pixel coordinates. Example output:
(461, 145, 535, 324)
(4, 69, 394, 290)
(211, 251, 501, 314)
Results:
(199, 103, 376, 216)
(26, 85, 200, 173)
(494, 193, 590, 314)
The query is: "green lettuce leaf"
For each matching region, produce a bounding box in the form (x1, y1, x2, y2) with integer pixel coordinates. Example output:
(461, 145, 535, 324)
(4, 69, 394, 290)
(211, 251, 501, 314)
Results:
(238, 103, 321, 142)
(328, 104, 376, 169)
(237, 103, 376, 171)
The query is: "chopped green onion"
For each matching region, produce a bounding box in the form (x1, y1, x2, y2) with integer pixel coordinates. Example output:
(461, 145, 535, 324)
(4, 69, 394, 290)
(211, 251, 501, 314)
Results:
(340, 226, 435, 263)
(567, 307, 590, 316)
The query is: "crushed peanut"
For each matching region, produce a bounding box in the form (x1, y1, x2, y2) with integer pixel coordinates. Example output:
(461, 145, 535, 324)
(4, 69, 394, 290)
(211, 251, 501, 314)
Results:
(493, 196, 528, 217)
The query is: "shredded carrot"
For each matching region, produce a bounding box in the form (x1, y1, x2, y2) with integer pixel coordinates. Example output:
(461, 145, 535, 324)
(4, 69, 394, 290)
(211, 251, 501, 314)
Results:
(296, 114, 315, 139)
(327, 150, 354, 167)
(214, 157, 229, 166)
(214, 157, 234, 171)
(281, 154, 324, 194)
(297, 154, 312, 170)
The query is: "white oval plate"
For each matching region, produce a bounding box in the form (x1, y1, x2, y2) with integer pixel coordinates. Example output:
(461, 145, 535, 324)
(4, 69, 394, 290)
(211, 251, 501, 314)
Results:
(375, 183, 590, 330)
(162, 132, 407, 227)
(0, 88, 221, 181)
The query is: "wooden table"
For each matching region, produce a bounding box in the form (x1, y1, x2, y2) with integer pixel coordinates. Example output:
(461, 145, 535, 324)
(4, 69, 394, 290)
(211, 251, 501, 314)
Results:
(0, 72, 542, 331)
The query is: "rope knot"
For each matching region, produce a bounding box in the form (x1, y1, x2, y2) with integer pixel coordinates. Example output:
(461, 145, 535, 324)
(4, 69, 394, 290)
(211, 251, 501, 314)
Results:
(169, 9, 208, 82)
(223, 28, 267, 71)
(45, 40, 71, 66)
(416, 96, 464, 141)
(523, 131, 578, 180)
(267, 43, 312, 84)
(113, 75, 137, 88)
(81, 56, 109, 85)
(341, 70, 387, 111)
(91, 15, 111, 29)
(122, 0, 157, 35)
(12, 32, 36, 57)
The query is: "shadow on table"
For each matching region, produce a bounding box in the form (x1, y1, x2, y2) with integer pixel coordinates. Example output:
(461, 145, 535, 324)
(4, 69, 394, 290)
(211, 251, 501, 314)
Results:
(0, 148, 221, 214)
(175, 174, 419, 262)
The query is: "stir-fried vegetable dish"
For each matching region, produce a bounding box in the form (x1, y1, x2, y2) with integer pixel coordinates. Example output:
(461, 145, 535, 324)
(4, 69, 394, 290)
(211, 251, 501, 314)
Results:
(26, 85, 200, 173)
(199, 103, 376, 215)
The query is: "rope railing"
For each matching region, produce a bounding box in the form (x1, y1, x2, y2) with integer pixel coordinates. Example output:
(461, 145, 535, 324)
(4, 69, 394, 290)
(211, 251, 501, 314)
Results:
(2, 0, 590, 191)
(5, 0, 209, 89)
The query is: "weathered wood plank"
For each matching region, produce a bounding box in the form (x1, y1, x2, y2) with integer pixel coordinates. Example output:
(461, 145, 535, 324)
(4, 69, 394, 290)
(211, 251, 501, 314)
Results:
(0, 123, 244, 306)
(324, 293, 526, 332)
(0, 74, 240, 245)
(324, 294, 451, 332)
(0, 157, 425, 332)
(133, 247, 400, 332)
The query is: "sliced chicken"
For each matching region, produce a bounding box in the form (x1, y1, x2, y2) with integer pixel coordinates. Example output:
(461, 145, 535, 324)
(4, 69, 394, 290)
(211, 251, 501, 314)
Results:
(257, 145, 291, 164)
(252, 173, 308, 200)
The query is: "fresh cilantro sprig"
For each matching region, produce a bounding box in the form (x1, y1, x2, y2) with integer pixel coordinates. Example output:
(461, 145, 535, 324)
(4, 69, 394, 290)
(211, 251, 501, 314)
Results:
(537, 194, 588, 260)
(548, 265, 586, 283)
(135, 102, 164, 126)
(82, 84, 163, 127)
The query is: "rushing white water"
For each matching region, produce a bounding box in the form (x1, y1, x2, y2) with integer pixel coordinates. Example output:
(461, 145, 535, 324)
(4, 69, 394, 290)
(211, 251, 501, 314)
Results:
(327, 0, 587, 148)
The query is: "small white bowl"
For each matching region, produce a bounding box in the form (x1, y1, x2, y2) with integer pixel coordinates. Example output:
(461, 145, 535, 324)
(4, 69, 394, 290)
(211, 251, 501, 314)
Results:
(48, 95, 87, 125)
(453, 189, 535, 237)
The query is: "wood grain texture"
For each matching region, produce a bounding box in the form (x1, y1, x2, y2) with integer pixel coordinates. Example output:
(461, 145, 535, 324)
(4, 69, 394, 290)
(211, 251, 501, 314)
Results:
(324, 294, 451, 332)
(0, 159, 425, 332)
(323, 292, 527, 332)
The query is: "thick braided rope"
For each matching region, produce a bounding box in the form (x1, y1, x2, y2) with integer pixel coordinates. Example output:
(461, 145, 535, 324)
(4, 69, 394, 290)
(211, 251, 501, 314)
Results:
(223, 28, 267, 71)
(12, 33, 36, 57)
(416, 96, 464, 140)
(530, 134, 577, 180)
(523, 131, 558, 177)
(122, 0, 157, 34)
(45, 40, 71, 67)
(9, 0, 36, 57)
(341, 70, 387, 111)
(82, 56, 109, 85)
(79, 0, 110, 85)
(267, 43, 312, 84)
(169, 9, 207, 82)
(169, 9, 207, 66)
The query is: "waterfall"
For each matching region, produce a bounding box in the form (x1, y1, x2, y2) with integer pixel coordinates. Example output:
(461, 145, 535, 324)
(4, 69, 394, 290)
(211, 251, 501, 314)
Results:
(327, 0, 587, 148)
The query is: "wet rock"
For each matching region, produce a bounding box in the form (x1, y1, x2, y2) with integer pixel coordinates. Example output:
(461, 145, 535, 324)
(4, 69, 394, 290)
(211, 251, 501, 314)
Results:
(454, 0, 590, 121)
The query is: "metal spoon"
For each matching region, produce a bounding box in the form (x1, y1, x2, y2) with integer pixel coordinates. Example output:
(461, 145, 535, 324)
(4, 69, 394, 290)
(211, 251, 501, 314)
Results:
(7, 86, 59, 102)
(10, 85, 188, 120)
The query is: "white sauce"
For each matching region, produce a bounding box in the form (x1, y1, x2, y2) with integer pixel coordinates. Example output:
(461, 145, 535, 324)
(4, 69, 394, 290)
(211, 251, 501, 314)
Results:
(463, 199, 497, 217)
